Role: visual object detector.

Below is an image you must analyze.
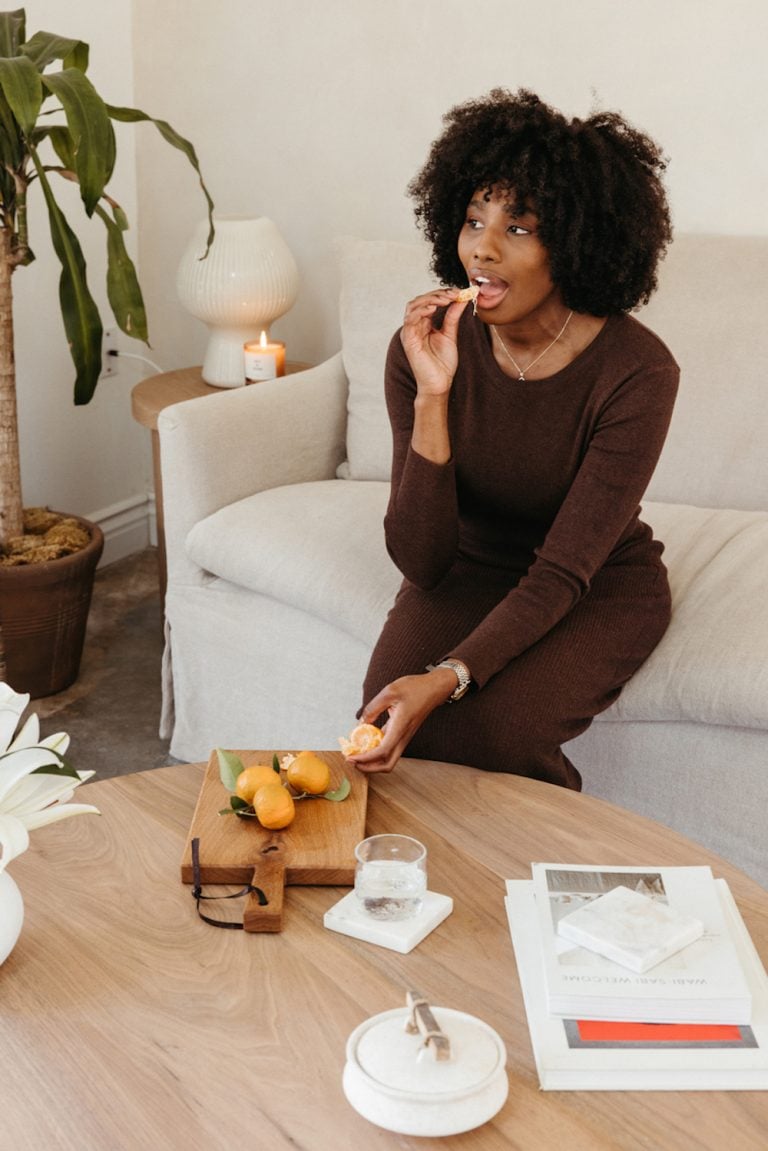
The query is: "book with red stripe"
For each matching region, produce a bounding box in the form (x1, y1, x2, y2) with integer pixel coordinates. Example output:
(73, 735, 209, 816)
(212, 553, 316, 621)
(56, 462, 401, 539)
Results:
(505, 878, 768, 1090)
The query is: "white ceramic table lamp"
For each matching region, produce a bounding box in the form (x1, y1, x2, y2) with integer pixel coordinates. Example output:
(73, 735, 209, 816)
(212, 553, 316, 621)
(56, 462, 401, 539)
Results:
(176, 216, 299, 387)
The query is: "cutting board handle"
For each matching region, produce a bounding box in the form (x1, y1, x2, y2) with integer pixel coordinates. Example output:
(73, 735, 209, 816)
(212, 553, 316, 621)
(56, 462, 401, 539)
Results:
(243, 845, 286, 932)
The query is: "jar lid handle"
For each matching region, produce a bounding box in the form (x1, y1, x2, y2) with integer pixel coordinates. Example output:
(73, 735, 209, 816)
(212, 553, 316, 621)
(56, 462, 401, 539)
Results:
(404, 989, 451, 1061)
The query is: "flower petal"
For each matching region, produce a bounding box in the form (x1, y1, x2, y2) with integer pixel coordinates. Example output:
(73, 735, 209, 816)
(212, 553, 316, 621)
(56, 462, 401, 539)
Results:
(0, 812, 30, 871)
(22, 803, 100, 832)
(0, 747, 67, 806)
(0, 686, 30, 754)
(2, 772, 90, 817)
(7, 713, 40, 752)
(40, 732, 70, 756)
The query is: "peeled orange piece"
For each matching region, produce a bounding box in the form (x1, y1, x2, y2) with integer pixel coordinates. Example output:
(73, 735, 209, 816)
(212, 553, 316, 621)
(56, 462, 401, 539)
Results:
(338, 723, 383, 757)
(456, 284, 479, 303)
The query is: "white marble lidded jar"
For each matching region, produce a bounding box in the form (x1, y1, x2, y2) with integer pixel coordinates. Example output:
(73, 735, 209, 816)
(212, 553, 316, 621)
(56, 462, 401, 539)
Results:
(342, 994, 508, 1136)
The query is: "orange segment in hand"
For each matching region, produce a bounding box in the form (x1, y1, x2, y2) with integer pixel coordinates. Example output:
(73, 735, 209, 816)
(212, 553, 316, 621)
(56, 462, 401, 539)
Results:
(339, 723, 384, 757)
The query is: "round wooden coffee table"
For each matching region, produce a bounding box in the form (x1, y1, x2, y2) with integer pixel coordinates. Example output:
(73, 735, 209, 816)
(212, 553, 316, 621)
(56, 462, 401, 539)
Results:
(3, 759, 767, 1149)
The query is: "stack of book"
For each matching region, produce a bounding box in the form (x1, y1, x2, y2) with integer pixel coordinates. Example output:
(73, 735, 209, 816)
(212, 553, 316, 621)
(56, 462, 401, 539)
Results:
(505, 863, 768, 1090)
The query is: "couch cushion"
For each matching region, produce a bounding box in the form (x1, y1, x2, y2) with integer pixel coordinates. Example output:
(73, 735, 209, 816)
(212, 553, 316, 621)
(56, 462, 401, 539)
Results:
(336, 236, 437, 481)
(185, 480, 400, 645)
(641, 234, 768, 511)
(188, 487, 767, 731)
(610, 501, 768, 728)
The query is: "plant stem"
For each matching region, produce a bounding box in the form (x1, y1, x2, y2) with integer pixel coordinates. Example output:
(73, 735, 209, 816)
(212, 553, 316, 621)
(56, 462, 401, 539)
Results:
(0, 226, 24, 549)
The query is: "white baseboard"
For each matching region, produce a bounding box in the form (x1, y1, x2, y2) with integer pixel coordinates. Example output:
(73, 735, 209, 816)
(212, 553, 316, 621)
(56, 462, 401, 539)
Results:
(87, 492, 155, 567)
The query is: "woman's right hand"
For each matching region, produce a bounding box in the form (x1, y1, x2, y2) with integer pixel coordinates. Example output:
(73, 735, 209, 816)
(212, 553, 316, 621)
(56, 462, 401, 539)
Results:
(400, 289, 471, 398)
(344, 666, 460, 775)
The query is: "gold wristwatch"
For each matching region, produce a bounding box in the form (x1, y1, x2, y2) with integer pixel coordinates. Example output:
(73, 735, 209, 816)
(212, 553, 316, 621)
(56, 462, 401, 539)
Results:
(429, 658, 473, 702)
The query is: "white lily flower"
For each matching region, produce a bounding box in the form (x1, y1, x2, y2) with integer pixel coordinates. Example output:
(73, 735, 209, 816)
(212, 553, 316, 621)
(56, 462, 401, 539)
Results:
(0, 683, 99, 874)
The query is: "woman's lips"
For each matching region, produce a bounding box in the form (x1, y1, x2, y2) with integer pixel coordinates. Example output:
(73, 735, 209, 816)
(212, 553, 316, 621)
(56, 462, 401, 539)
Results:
(472, 273, 508, 309)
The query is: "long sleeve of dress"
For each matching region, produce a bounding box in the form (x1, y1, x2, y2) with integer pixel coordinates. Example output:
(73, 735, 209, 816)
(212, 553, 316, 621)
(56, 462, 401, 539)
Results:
(382, 313, 679, 688)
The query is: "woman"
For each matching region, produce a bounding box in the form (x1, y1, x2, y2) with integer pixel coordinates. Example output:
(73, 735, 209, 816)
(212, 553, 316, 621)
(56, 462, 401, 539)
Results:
(348, 88, 678, 788)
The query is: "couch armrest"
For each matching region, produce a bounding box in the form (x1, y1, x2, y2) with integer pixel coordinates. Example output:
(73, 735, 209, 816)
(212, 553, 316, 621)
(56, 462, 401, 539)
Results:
(159, 353, 348, 585)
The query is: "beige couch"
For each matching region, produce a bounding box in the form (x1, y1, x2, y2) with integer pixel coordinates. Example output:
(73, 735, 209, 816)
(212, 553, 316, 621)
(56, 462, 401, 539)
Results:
(159, 235, 768, 888)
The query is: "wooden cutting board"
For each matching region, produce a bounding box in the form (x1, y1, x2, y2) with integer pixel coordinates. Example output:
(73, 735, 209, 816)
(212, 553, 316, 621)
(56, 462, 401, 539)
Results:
(181, 749, 368, 932)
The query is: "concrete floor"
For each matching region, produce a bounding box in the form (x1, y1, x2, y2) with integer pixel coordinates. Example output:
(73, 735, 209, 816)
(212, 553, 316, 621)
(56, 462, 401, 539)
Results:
(28, 548, 176, 779)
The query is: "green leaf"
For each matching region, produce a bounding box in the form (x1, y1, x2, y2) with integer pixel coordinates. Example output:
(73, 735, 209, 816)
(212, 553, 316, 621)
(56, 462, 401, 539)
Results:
(230, 795, 250, 811)
(216, 748, 244, 793)
(21, 30, 89, 74)
(42, 68, 115, 215)
(0, 88, 24, 173)
(0, 53, 42, 134)
(93, 202, 148, 341)
(31, 758, 80, 780)
(272, 753, 281, 774)
(324, 776, 351, 802)
(107, 103, 215, 254)
(29, 148, 103, 404)
(0, 9, 26, 58)
(47, 124, 75, 169)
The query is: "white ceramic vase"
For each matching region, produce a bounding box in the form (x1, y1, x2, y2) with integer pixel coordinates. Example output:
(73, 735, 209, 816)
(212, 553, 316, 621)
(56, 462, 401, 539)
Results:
(0, 870, 24, 965)
(176, 216, 300, 388)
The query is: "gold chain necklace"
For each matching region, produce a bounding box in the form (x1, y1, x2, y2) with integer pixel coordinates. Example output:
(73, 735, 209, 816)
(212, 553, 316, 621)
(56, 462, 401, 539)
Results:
(491, 311, 574, 381)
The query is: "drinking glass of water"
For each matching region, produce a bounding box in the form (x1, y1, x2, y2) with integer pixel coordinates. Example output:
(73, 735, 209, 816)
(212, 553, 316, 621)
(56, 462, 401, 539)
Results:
(354, 834, 427, 921)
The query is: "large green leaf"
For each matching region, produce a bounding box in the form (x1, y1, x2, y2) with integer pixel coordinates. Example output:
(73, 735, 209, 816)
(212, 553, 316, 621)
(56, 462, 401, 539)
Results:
(21, 29, 89, 74)
(0, 87, 23, 175)
(0, 8, 25, 58)
(42, 69, 115, 214)
(0, 53, 42, 134)
(30, 149, 103, 404)
(107, 103, 214, 253)
(93, 202, 148, 342)
(44, 123, 75, 169)
(216, 748, 245, 793)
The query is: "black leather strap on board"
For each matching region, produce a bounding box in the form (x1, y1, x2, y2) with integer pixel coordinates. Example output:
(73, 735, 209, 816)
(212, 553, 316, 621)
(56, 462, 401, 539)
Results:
(190, 836, 268, 929)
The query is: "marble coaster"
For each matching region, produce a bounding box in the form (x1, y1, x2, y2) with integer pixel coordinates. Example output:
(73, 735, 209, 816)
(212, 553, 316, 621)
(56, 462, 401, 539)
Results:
(324, 890, 453, 954)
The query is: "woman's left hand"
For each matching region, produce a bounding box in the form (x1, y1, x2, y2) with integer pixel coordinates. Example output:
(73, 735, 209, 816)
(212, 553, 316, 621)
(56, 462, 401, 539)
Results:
(346, 668, 458, 773)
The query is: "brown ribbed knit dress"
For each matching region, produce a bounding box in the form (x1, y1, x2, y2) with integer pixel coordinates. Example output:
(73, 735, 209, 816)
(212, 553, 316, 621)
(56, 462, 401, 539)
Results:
(362, 308, 679, 789)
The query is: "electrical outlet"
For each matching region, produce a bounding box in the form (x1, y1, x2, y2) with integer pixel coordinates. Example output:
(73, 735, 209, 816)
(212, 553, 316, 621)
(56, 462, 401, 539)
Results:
(102, 328, 119, 376)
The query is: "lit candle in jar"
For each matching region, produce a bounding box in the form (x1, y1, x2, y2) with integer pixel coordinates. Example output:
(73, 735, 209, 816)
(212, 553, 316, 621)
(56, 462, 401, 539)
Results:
(244, 331, 286, 382)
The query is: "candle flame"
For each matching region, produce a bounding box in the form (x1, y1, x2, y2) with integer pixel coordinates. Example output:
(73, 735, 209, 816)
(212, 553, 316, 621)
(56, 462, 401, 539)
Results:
(259, 330, 268, 348)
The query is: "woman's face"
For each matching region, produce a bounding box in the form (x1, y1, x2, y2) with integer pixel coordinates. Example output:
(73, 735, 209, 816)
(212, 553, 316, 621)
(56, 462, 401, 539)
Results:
(457, 185, 562, 326)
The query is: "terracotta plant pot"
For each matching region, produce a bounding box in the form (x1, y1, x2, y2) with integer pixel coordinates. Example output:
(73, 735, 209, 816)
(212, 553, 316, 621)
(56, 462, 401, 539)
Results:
(0, 515, 104, 698)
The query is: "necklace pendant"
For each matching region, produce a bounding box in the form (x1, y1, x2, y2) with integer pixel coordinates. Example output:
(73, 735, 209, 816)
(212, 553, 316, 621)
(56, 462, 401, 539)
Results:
(518, 372, 526, 382)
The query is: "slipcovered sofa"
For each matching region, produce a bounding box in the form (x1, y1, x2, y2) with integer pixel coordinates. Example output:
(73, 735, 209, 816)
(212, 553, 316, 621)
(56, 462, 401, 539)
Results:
(159, 234, 768, 888)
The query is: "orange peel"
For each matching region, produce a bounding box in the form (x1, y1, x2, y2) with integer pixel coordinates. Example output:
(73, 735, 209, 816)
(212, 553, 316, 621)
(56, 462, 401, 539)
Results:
(338, 723, 383, 757)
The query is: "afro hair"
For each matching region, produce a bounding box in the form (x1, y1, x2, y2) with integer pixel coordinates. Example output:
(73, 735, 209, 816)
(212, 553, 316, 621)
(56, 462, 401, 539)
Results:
(408, 89, 672, 316)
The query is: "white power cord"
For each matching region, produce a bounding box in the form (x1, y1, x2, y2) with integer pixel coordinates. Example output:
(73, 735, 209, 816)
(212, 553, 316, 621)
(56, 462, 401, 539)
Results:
(108, 350, 165, 375)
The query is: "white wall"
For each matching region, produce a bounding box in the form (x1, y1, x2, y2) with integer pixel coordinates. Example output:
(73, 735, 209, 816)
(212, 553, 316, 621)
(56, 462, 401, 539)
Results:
(132, 0, 768, 374)
(12, 0, 151, 562)
(12, 0, 768, 559)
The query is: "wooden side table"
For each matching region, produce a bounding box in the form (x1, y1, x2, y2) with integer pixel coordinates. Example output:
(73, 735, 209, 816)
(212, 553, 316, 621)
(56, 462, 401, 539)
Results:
(131, 363, 311, 606)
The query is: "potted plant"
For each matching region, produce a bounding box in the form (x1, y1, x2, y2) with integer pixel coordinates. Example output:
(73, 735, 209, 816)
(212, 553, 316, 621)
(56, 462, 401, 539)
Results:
(0, 7, 214, 696)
